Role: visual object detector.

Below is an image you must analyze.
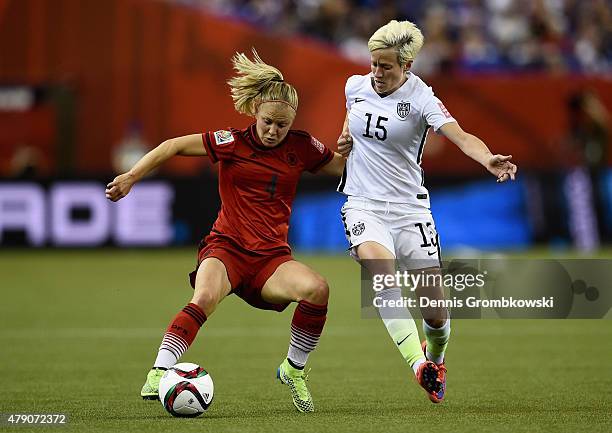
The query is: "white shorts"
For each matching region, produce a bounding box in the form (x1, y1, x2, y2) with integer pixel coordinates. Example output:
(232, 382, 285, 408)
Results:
(340, 196, 441, 270)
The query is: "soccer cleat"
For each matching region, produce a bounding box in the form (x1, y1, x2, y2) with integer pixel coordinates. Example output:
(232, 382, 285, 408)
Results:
(276, 359, 314, 413)
(421, 340, 447, 403)
(416, 360, 443, 403)
(140, 367, 166, 400)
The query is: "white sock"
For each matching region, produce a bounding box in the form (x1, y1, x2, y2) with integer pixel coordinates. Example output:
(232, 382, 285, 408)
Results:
(154, 349, 177, 369)
(287, 346, 309, 368)
(153, 332, 189, 369)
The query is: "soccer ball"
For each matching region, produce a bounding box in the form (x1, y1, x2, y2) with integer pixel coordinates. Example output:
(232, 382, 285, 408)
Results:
(158, 362, 214, 417)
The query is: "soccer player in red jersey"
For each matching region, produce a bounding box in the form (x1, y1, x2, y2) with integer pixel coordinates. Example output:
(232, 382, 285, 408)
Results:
(105, 50, 346, 413)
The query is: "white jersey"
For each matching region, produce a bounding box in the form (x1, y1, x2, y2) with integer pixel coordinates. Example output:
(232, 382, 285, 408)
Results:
(337, 72, 456, 209)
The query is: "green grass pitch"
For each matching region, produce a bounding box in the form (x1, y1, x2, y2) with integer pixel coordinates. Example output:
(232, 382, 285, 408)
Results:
(1, 249, 611, 432)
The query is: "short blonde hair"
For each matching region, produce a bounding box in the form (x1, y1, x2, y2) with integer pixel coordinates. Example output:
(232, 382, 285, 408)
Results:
(368, 20, 424, 65)
(227, 49, 298, 116)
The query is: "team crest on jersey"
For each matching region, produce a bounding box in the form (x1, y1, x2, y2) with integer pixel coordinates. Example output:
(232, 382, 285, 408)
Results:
(214, 130, 234, 145)
(397, 101, 411, 119)
(311, 136, 325, 154)
(285, 151, 298, 167)
(351, 221, 366, 236)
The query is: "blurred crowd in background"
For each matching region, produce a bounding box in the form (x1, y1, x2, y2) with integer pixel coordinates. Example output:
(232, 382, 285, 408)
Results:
(176, 0, 612, 75)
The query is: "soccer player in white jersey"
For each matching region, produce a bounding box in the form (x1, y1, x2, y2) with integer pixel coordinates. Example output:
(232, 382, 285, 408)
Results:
(337, 20, 517, 403)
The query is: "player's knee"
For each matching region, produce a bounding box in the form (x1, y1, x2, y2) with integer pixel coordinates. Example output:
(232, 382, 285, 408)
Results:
(301, 276, 329, 304)
(191, 288, 219, 316)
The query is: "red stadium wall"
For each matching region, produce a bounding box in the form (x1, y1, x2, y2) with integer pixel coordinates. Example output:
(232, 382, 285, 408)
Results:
(1, 0, 611, 177)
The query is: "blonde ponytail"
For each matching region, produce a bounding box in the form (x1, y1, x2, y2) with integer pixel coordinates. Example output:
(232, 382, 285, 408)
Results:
(228, 49, 298, 116)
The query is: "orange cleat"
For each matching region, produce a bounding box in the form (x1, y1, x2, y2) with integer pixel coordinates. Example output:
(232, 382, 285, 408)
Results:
(416, 360, 443, 403)
(421, 340, 446, 403)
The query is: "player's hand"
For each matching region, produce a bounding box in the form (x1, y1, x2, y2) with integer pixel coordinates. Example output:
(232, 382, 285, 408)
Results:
(337, 132, 353, 157)
(487, 154, 517, 183)
(105, 172, 136, 202)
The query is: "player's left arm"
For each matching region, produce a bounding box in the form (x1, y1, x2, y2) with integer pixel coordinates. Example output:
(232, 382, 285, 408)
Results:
(318, 152, 346, 176)
(439, 122, 517, 183)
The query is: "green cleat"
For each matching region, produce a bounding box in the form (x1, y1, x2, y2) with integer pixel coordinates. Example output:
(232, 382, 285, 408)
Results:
(140, 367, 166, 400)
(276, 359, 314, 413)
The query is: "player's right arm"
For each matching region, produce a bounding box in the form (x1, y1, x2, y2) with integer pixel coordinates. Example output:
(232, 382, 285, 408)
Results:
(105, 134, 205, 202)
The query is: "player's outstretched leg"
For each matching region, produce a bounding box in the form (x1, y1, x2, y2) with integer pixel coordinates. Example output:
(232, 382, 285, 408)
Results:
(140, 302, 207, 400)
(141, 257, 231, 400)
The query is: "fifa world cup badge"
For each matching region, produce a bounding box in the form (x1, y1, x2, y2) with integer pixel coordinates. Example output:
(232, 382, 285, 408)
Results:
(214, 130, 234, 145)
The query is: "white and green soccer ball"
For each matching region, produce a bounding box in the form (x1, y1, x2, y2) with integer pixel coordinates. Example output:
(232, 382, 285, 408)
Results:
(158, 362, 214, 417)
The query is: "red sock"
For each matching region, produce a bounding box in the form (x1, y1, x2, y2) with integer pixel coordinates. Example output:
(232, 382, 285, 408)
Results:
(287, 300, 327, 368)
(154, 303, 207, 368)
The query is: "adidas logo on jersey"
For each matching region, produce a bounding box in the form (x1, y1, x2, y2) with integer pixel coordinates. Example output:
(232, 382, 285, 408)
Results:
(311, 136, 326, 154)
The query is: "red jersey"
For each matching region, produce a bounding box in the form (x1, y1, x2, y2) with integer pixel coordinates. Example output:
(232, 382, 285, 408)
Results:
(202, 124, 334, 255)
